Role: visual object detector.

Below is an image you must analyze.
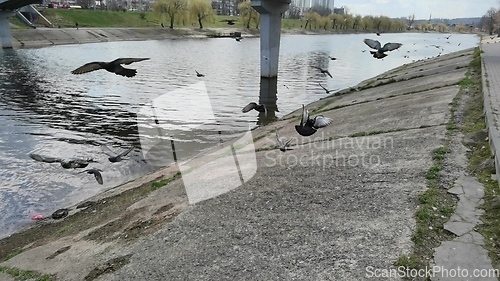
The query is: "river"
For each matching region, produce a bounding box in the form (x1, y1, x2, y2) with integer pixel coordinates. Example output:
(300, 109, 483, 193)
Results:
(0, 32, 480, 238)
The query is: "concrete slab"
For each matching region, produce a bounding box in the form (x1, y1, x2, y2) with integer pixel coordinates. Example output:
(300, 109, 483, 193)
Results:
(261, 85, 458, 150)
(432, 240, 497, 281)
(319, 73, 465, 112)
(99, 127, 445, 281)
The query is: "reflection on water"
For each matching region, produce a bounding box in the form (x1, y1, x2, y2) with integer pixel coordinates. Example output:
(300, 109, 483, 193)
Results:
(258, 77, 279, 126)
(0, 33, 479, 238)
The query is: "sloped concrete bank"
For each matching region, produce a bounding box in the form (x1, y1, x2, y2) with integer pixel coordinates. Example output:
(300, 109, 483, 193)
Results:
(0, 48, 495, 281)
(9, 27, 259, 48)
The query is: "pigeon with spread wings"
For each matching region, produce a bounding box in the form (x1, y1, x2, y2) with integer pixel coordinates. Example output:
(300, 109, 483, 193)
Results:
(220, 19, 237, 25)
(101, 144, 135, 163)
(313, 66, 333, 78)
(80, 168, 104, 185)
(363, 39, 402, 59)
(318, 83, 339, 94)
(242, 102, 267, 116)
(71, 58, 150, 77)
(275, 127, 292, 152)
(295, 104, 333, 136)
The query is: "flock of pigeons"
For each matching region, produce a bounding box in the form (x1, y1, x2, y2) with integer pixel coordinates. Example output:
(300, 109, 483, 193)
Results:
(240, 36, 406, 151)
(29, 33, 450, 219)
(30, 59, 149, 187)
(30, 144, 136, 186)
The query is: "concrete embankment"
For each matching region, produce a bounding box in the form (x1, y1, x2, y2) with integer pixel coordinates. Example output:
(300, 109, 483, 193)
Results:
(0, 48, 495, 280)
(10, 27, 259, 48)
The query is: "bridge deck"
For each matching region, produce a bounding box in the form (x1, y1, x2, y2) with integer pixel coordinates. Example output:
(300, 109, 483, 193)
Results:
(0, 0, 42, 10)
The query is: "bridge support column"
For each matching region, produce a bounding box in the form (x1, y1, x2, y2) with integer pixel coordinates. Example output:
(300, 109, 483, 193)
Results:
(251, 0, 290, 78)
(0, 11, 13, 49)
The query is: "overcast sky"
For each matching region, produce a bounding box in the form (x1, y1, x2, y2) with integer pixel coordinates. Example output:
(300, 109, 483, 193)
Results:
(335, 0, 499, 19)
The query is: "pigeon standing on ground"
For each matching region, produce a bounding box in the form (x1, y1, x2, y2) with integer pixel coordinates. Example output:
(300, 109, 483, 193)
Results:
(295, 104, 333, 136)
(51, 208, 70, 220)
(275, 128, 292, 152)
(313, 67, 333, 78)
(242, 102, 267, 116)
(363, 39, 402, 59)
(71, 58, 150, 77)
(81, 168, 104, 185)
(101, 145, 135, 163)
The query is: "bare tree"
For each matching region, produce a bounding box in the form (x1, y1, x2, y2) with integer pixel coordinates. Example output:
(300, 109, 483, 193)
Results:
(407, 14, 414, 30)
(287, 4, 301, 19)
(484, 7, 498, 35)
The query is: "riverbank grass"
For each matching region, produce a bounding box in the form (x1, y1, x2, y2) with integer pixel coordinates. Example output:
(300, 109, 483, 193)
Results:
(395, 47, 484, 274)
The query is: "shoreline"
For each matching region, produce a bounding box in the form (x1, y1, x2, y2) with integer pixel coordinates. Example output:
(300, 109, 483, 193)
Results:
(8, 26, 434, 49)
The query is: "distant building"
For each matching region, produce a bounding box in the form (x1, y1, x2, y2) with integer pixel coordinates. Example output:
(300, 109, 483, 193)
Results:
(333, 7, 344, 14)
(211, 0, 238, 16)
(288, 0, 344, 16)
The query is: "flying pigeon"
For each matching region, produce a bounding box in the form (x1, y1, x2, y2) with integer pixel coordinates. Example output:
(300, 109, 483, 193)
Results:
(363, 39, 402, 59)
(71, 58, 150, 77)
(242, 102, 267, 116)
(81, 168, 104, 185)
(29, 153, 95, 169)
(220, 19, 237, 25)
(313, 66, 333, 78)
(318, 83, 339, 94)
(275, 127, 292, 152)
(101, 145, 135, 163)
(294, 104, 333, 136)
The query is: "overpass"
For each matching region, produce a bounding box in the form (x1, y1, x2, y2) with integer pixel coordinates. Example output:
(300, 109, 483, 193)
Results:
(0, 0, 42, 48)
(251, 0, 290, 78)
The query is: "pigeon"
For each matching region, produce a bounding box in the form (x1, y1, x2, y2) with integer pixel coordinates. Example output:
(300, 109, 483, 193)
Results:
(275, 128, 292, 152)
(318, 83, 339, 94)
(29, 153, 95, 169)
(81, 168, 103, 185)
(220, 19, 237, 25)
(51, 208, 70, 220)
(195, 70, 205, 77)
(329, 56, 337, 60)
(363, 39, 402, 59)
(71, 58, 150, 77)
(59, 159, 94, 169)
(101, 144, 135, 163)
(295, 104, 333, 136)
(242, 102, 267, 116)
(29, 153, 61, 164)
(313, 66, 333, 78)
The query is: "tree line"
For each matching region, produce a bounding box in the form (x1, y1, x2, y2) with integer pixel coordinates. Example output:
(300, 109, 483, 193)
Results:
(152, 0, 474, 33)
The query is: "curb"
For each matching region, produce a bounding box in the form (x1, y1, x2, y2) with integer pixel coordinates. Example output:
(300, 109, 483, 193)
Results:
(480, 46, 500, 185)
